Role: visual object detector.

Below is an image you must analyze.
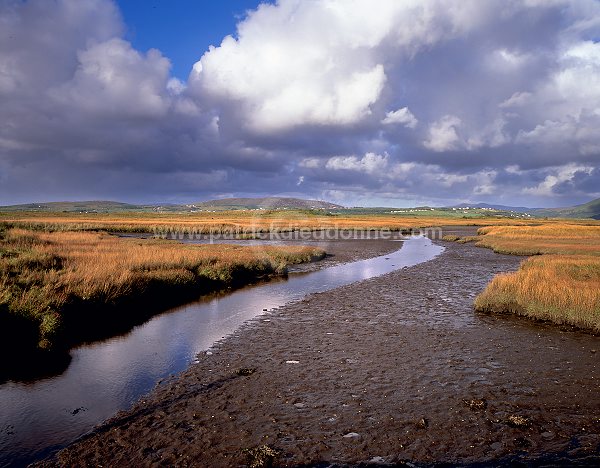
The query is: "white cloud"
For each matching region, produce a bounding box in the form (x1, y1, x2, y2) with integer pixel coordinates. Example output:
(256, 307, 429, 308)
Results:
(251, 64, 386, 130)
(325, 152, 389, 175)
(517, 118, 577, 145)
(424, 115, 508, 152)
(512, 41, 600, 154)
(167, 78, 186, 95)
(490, 48, 530, 68)
(499, 91, 532, 108)
(51, 38, 171, 118)
(381, 107, 418, 128)
(466, 118, 509, 149)
(299, 158, 321, 169)
(0, 0, 123, 96)
(436, 174, 469, 187)
(423, 115, 462, 152)
(544, 42, 600, 114)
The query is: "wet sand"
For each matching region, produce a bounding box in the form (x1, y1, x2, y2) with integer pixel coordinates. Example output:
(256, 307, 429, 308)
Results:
(39, 238, 600, 467)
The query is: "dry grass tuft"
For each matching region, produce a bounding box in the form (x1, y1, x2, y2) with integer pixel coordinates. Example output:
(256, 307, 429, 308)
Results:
(475, 255, 600, 331)
(473, 224, 600, 331)
(475, 224, 600, 256)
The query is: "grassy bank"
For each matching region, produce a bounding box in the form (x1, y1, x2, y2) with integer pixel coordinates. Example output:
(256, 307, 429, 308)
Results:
(0, 227, 325, 355)
(459, 224, 600, 332)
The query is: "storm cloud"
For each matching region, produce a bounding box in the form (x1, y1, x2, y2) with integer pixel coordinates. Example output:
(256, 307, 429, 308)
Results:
(1, 0, 600, 206)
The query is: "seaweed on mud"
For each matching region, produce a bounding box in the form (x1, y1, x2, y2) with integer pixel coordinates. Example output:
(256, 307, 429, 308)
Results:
(242, 444, 279, 468)
(507, 415, 530, 428)
(235, 367, 256, 376)
(463, 398, 487, 411)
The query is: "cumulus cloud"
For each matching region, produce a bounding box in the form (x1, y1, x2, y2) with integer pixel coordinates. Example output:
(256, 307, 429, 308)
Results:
(0, 0, 123, 95)
(1, 0, 600, 207)
(51, 38, 172, 118)
(499, 91, 532, 108)
(325, 152, 389, 175)
(191, 36, 386, 131)
(424, 115, 462, 152)
(381, 107, 418, 128)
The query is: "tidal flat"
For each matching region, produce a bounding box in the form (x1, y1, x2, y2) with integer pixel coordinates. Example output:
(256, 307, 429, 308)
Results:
(38, 234, 600, 467)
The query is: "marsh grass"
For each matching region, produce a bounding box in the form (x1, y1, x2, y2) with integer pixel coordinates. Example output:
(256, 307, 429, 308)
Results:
(471, 224, 600, 331)
(0, 210, 555, 236)
(475, 224, 600, 256)
(0, 228, 324, 351)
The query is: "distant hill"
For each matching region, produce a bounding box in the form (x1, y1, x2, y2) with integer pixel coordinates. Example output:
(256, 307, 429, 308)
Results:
(0, 200, 143, 212)
(2, 197, 599, 218)
(190, 197, 344, 210)
(0, 197, 344, 213)
(533, 197, 600, 220)
(448, 198, 600, 219)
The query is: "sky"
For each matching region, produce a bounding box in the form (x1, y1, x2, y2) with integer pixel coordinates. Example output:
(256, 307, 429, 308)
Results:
(1, 0, 600, 208)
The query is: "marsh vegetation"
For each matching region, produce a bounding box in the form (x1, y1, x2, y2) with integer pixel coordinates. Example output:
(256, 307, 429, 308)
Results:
(0, 209, 539, 236)
(447, 224, 600, 331)
(0, 226, 324, 354)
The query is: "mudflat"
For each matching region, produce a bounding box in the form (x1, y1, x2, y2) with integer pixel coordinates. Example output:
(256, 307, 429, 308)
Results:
(40, 239, 600, 467)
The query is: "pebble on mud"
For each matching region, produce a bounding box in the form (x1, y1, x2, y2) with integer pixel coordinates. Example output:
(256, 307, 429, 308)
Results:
(417, 418, 428, 429)
(343, 432, 361, 439)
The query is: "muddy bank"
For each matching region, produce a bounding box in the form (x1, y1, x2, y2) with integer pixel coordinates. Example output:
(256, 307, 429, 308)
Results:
(40, 238, 600, 466)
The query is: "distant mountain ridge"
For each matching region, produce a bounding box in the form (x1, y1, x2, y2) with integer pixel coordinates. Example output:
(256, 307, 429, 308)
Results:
(449, 198, 600, 219)
(0, 197, 343, 212)
(0, 200, 142, 212)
